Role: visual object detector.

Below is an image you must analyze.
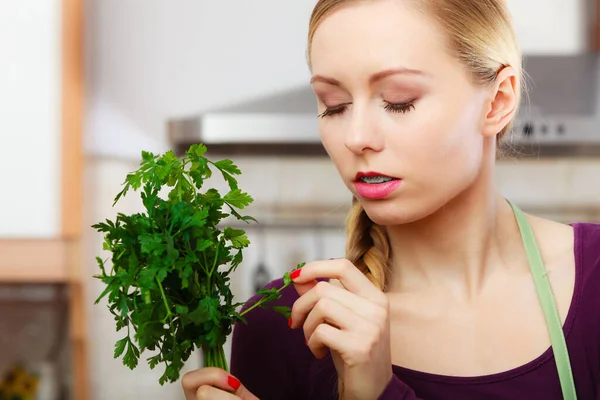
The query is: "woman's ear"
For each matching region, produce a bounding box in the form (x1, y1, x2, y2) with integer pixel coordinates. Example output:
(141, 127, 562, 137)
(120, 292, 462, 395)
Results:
(482, 66, 518, 138)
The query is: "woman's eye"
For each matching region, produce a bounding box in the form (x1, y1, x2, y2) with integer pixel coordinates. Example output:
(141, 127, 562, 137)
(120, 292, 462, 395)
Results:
(318, 103, 350, 118)
(384, 101, 415, 114)
(318, 101, 415, 118)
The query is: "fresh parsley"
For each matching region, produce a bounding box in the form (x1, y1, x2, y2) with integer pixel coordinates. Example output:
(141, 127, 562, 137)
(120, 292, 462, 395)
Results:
(92, 144, 304, 385)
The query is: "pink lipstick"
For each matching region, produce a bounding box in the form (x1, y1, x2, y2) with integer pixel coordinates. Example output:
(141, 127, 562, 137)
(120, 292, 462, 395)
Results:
(353, 171, 402, 199)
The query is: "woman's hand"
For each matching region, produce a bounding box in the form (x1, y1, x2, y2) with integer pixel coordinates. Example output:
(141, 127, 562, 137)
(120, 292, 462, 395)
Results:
(182, 367, 259, 400)
(290, 259, 393, 400)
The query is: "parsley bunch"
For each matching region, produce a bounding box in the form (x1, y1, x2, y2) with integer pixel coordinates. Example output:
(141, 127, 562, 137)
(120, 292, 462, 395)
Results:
(92, 144, 302, 385)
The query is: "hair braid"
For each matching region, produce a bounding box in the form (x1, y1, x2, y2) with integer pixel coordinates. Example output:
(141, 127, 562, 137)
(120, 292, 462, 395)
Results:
(345, 198, 391, 291)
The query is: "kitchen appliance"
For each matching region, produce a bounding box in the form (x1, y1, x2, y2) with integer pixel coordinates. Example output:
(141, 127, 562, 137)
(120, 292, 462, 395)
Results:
(168, 55, 600, 157)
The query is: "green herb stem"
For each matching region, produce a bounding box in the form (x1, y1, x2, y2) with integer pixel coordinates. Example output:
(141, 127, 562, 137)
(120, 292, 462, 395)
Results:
(219, 345, 228, 371)
(203, 345, 229, 372)
(238, 299, 263, 318)
(156, 276, 173, 319)
(239, 283, 288, 317)
(210, 245, 220, 278)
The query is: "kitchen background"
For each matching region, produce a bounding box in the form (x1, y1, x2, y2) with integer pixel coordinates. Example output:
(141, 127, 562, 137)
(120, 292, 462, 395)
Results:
(1, 0, 599, 399)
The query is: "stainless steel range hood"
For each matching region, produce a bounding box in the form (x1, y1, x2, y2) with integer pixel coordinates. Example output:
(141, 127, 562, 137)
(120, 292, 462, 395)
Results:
(168, 55, 600, 157)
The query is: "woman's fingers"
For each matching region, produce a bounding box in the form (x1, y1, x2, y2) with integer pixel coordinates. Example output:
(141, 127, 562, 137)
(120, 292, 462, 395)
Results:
(193, 385, 240, 400)
(182, 367, 232, 399)
(301, 295, 365, 348)
(292, 278, 319, 297)
(309, 321, 386, 368)
(291, 259, 387, 304)
(228, 380, 259, 400)
(181, 368, 257, 400)
(307, 323, 356, 360)
(290, 280, 379, 329)
(307, 322, 339, 359)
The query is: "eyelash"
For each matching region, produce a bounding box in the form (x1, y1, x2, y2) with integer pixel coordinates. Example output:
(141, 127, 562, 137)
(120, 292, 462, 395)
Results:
(318, 101, 415, 118)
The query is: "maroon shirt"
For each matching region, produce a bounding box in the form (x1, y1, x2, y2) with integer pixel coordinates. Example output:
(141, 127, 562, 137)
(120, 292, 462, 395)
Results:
(230, 222, 600, 399)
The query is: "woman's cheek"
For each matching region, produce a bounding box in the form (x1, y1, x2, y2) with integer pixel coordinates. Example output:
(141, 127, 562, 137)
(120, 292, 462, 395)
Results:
(320, 125, 348, 154)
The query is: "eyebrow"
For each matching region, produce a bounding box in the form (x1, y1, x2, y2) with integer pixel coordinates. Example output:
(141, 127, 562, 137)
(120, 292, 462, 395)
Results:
(310, 67, 429, 86)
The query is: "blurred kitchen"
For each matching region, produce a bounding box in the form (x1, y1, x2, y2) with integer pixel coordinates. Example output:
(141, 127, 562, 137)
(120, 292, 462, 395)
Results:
(1, 0, 599, 399)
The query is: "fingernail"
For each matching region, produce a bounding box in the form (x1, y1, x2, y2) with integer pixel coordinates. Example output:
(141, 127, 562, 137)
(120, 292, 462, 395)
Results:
(290, 269, 301, 280)
(228, 375, 241, 390)
(288, 317, 293, 328)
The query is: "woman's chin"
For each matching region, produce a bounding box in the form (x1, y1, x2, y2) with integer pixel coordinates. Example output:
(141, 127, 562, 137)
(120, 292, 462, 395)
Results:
(360, 199, 420, 226)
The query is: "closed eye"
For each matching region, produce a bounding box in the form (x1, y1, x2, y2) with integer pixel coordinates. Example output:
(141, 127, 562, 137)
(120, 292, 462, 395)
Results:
(384, 101, 415, 113)
(318, 101, 415, 118)
(318, 103, 351, 118)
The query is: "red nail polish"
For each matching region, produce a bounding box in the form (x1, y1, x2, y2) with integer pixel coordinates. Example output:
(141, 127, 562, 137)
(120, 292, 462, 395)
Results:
(290, 269, 301, 280)
(288, 317, 293, 328)
(228, 375, 241, 390)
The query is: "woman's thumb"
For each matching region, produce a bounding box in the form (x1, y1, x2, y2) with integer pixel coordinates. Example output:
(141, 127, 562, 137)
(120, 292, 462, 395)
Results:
(232, 380, 260, 400)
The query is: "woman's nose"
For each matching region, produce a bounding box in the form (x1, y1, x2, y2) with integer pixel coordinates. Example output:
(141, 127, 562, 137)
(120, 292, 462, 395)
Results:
(344, 108, 384, 154)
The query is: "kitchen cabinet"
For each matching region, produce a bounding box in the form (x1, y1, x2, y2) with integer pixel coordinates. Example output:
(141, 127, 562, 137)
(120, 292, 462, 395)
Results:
(506, 0, 587, 54)
(0, 0, 88, 399)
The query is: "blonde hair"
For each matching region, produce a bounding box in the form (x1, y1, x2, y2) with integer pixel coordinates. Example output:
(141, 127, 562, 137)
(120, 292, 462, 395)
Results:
(309, 0, 523, 293)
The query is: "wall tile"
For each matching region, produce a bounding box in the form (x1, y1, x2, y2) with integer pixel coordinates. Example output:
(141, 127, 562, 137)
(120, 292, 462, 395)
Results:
(564, 160, 600, 205)
(277, 157, 350, 207)
(495, 159, 571, 206)
(496, 158, 600, 208)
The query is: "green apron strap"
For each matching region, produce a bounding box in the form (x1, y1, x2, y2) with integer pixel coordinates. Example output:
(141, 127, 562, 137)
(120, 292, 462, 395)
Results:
(508, 200, 577, 400)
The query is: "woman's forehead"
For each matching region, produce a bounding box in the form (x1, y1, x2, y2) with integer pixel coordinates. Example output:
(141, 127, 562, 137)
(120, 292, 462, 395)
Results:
(309, 1, 452, 80)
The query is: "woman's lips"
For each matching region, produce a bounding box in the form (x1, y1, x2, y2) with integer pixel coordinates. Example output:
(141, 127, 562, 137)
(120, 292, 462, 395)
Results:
(353, 179, 402, 199)
(354, 171, 397, 180)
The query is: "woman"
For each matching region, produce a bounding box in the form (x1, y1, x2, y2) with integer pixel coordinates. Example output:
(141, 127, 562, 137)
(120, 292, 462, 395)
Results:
(182, 0, 600, 398)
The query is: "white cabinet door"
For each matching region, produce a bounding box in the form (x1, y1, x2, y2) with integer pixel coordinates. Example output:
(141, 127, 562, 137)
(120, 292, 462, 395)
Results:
(507, 0, 586, 54)
(0, 1, 62, 237)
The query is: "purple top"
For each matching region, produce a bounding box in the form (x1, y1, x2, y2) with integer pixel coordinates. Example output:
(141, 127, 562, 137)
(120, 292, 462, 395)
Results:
(230, 222, 600, 399)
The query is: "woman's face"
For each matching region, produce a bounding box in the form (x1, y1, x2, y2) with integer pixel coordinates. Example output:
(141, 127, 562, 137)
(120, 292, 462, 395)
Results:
(310, 0, 496, 225)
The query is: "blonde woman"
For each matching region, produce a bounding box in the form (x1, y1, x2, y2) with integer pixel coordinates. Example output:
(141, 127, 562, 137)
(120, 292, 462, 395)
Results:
(182, 0, 600, 399)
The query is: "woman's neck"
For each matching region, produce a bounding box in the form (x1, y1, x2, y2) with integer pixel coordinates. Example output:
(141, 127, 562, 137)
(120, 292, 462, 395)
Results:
(385, 189, 527, 301)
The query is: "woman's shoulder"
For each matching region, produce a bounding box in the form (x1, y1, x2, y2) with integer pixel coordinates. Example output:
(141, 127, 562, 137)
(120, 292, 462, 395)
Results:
(565, 222, 600, 336)
(573, 221, 600, 248)
(529, 218, 600, 332)
(572, 222, 600, 284)
(530, 217, 599, 278)
(567, 222, 600, 364)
